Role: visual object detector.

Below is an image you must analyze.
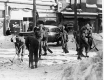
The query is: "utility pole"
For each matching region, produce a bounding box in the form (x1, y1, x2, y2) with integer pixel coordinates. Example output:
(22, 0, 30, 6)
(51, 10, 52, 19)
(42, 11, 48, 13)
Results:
(4, 0, 9, 35)
(33, 0, 36, 29)
(74, 0, 78, 31)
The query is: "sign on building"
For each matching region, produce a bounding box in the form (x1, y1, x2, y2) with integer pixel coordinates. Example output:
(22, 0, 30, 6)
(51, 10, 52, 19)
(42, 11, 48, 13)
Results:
(58, 2, 62, 12)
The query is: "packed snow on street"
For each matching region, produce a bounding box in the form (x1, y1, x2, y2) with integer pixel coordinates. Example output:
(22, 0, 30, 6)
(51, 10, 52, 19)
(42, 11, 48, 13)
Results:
(0, 32, 103, 80)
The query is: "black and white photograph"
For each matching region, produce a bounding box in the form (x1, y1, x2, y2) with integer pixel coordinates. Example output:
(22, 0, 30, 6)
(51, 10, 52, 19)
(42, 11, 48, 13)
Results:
(0, 0, 103, 80)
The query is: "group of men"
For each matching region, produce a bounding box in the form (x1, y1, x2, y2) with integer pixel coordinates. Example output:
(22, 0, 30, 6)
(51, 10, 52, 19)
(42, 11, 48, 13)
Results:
(34, 19, 94, 60)
(73, 18, 94, 60)
(25, 21, 50, 69)
(7, 18, 96, 68)
(22, 20, 70, 68)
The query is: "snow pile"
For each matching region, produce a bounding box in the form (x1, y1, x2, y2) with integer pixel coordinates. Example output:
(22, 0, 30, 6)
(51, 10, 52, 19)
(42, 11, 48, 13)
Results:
(0, 35, 14, 49)
(0, 36, 5, 40)
(0, 58, 29, 70)
(0, 27, 4, 38)
(0, 25, 3, 36)
(61, 51, 103, 80)
(92, 33, 103, 41)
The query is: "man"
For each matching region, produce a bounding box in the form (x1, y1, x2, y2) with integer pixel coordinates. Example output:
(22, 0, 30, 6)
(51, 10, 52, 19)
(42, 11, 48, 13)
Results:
(11, 34, 25, 62)
(6, 27, 11, 35)
(25, 21, 45, 69)
(25, 35, 39, 69)
(60, 25, 69, 53)
(86, 23, 93, 49)
(35, 21, 49, 56)
(77, 22, 93, 59)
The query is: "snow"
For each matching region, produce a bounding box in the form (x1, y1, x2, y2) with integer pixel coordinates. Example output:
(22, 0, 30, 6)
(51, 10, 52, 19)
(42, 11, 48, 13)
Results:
(0, 33, 103, 80)
(92, 33, 103, 41)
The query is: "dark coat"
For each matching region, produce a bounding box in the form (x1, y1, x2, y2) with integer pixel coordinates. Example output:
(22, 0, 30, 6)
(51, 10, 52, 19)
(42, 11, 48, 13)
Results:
(25, 36, 40, 68)
(25, 36, 39, 51)
(6, 29, 11, 35)
(60, 29, 69, 53)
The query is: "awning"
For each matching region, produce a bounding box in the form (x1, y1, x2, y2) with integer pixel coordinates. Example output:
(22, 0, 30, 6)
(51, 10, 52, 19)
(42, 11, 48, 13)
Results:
(10, 9, 32, 20)
(61, 11, 98, 15)
(8, 3, 55, 11)
(86, 4, 97, 8)
(38, 17, 56, 22)
(61, 11, 98, 19)
(38, 12, 56, 18)
(7, 3, 33, 9)
(7, 0, 57, 6)
(37, 9, 55, 13)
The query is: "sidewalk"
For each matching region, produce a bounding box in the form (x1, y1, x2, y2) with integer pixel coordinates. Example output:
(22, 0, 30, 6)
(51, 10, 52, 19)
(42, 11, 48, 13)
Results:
(0, 35, 98, 67)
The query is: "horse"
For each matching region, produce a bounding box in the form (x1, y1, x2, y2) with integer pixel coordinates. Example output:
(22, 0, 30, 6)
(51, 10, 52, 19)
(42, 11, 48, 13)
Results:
(11, 34, 26, 62)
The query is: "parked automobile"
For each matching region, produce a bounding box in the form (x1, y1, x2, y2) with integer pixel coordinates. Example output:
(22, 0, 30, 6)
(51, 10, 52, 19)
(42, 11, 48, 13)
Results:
(44, 25, 61, 44)
(44, 20, 61, 45)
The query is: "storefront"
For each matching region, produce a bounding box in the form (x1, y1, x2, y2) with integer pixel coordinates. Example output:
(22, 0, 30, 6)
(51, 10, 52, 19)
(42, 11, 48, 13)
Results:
(9, 7, 32, 34)
(1, 0, 57, 35)
(57, 0, 102, 33)
(60, 11, 98, 32)
(6, 0, 57, 34)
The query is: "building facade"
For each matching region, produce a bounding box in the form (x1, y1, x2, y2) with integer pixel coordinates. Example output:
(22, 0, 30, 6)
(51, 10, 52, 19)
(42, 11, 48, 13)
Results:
(57, 0, 102, 32)
(0, 0, 57, 35)
(0, 0, 102, 35)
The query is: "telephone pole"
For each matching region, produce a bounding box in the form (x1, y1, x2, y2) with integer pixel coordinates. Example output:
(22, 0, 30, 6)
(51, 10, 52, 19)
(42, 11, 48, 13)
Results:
(4, 0, 9, 35)
(33, 0, 36, 28)
(74, 0, 78, 31)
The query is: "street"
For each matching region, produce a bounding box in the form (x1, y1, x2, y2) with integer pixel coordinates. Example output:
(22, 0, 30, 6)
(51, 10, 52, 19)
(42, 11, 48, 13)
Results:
(0, 0, 102, 79)
(0, 34, 102, 66)
(0, 33, 102, 80)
